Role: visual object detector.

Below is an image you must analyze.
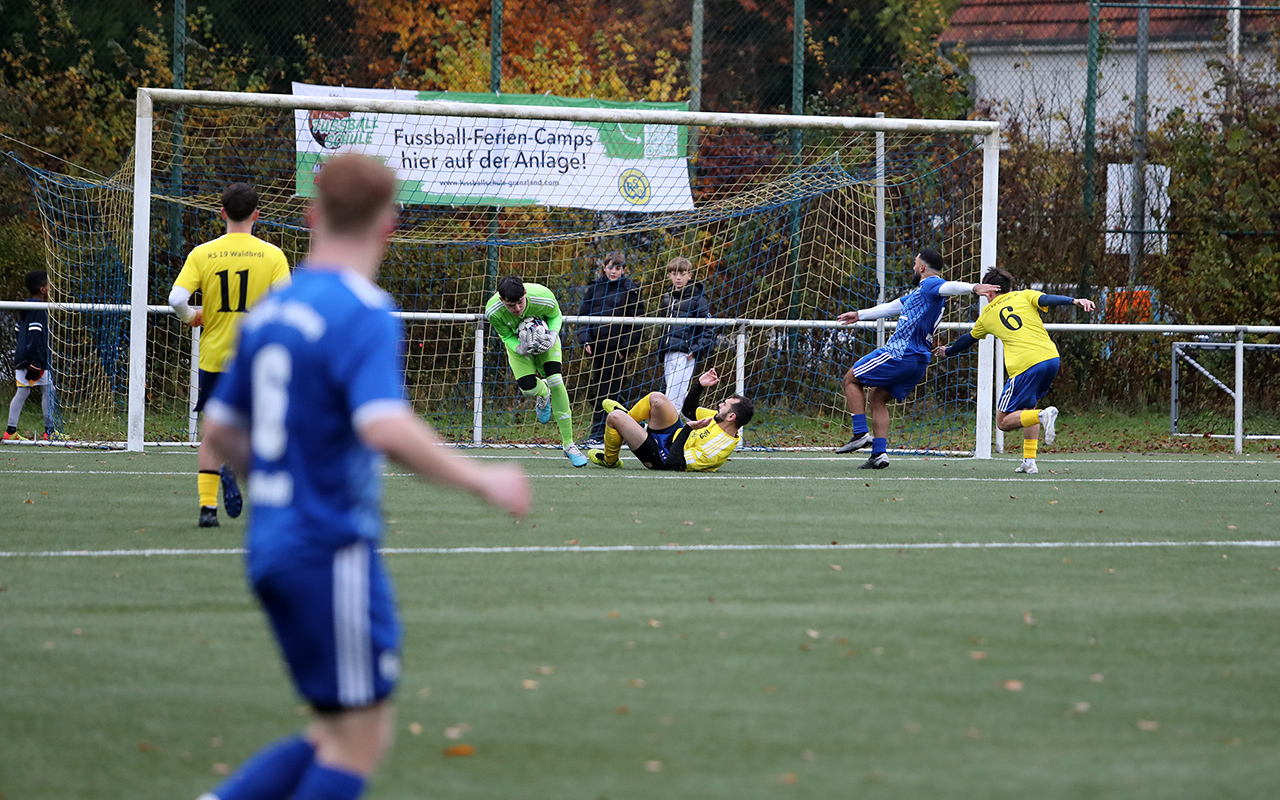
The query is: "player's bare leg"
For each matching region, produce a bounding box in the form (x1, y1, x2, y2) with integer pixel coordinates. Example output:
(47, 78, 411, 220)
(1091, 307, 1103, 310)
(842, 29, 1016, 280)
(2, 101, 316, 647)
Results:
(308, 701, 395, 776)
(857, 387, 891, 469)
(836, 368, 873, 453)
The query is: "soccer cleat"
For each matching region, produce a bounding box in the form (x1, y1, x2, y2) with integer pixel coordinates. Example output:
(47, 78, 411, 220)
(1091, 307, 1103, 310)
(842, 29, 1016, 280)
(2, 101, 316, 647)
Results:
(1038, 406, 1059, 446)
(220, 465, 242, 518)
(1015, 458, 1039, 475)
(858, 452, 890, 470)
(563, 443, 588, 468)
(535, 394, 552, 424)
(601, 398, 625, 415)
(2, 430, 26, 442)
(588, 448, 620, 468)
(835, 432, 873, 453)
(198, 506, 220, 528)
(41, 430, 66, 442)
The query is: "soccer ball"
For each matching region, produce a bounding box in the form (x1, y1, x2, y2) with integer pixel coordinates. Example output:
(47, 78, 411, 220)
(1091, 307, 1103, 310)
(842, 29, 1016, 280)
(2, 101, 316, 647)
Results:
(517, 316, 551, 354)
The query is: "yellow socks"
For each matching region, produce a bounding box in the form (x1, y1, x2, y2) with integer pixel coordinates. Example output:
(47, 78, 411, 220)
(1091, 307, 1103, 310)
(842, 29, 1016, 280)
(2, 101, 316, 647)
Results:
(198, 470, 219, 508)
(628, 393, 653, 423)
(1020, 409, 1040, 428)
(603, 426, 622, 465)
(1023, 438, 1038, 460)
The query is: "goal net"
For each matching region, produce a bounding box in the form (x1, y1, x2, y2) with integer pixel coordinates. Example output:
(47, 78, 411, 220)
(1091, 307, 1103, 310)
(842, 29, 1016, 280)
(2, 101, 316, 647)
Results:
(17, 88, 999, 452)
(1171, 339, 1280, 442)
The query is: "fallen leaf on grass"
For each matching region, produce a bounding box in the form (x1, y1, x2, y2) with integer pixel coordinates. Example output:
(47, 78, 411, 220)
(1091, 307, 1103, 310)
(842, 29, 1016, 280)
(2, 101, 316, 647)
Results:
(648, 619, 662, 628)
(645, 760, 663, 772)
(615, 705, 629, 714)
(1023, 611, 1035, 625)
(522, 679, 538, 690)
(629, 678, 646, 688)
(682, 521, 694, 526)
(971, 651, 987, 660)
(806, 629, 820, 639)
(444, 723, 472, 739)
(212, 763, 230, 775)
(1003, 680, 1024, 692)
(564, 539, 579, 545)
(409, 722, 423, 735)
(537, 665, 555, 676)
(780, 773, 798, 785)
(1090, 673, 1105, 683)
(1137, 719, 1159, 731)
(830, 564, 842, 571)
(443, 744, 475, 757)
(607, 611, 619, 618)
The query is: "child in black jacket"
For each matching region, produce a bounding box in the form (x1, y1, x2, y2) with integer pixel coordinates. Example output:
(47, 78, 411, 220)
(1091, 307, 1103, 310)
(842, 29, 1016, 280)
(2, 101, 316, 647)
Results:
(6, 271, 57, 441)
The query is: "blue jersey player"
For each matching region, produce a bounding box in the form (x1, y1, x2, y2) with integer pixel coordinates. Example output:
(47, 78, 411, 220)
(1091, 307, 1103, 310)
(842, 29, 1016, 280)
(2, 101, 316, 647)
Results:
(833, 249, 997, 469)
(200, 154, 530, 800)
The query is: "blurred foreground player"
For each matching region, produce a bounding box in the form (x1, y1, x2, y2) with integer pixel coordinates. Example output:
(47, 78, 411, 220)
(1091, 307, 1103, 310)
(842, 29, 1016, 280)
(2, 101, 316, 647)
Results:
(199, 154, 530, 800)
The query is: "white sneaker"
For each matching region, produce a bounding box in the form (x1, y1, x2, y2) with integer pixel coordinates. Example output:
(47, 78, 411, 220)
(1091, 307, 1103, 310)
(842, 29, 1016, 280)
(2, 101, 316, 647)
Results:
(1038, 406, 1059, 446)
(1015, 458, 1038, 475)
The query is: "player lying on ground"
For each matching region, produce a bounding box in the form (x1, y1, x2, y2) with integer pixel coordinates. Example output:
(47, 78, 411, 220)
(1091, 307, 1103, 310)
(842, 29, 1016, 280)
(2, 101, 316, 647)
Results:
(200, 154, 530, 800)
(834, 249, 998, 470)
(588, 368, 753, 472)
(934, 266, 1095, 474)
(484, 275, 588, 467)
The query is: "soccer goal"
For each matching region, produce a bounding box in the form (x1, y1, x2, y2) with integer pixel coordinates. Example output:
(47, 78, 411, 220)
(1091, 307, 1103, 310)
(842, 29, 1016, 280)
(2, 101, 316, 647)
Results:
(19, 87, 1001, 453)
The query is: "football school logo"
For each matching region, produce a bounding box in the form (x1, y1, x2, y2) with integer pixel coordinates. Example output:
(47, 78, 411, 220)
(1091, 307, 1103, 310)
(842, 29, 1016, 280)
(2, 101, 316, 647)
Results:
(618, 168, 651, 206)
(307, 109, 377, 150)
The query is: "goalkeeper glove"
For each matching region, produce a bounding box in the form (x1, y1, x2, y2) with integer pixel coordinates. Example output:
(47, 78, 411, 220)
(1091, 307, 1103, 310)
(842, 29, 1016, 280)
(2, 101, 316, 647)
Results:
(24, 366, 44, 383)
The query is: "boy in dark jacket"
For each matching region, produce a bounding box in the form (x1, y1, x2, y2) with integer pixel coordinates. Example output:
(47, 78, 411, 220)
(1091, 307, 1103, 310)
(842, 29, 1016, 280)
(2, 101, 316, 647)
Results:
(6, 271, 57, 441)
(655, 257, 714, 412)
(576, 251, 646, 443)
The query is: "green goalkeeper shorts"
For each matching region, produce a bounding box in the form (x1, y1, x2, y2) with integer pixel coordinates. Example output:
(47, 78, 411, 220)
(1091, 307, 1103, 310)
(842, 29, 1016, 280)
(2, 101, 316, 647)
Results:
(505, 335, 564, 379)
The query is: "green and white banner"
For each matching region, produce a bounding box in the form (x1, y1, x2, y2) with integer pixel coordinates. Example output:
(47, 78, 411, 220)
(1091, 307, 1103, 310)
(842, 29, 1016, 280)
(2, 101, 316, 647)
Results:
(293, 83, 693, 212)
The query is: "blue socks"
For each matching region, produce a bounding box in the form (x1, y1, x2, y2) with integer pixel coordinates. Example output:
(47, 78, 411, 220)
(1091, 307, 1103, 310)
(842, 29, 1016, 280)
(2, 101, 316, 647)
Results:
(851, 413, 868, 436)
(294, 763, 366, 800)
(209, 735, 316, 800)
(872, 437, 887, 455)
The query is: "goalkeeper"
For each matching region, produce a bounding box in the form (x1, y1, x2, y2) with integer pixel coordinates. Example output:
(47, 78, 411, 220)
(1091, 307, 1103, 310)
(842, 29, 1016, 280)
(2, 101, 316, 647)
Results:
(587, 368, 753, 472)
(484, 275, 588, 467)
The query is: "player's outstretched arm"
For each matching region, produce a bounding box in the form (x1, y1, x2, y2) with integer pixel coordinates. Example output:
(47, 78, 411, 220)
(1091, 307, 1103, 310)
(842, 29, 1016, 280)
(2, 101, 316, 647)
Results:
(1039, 295, 1096, 313)
(360, 413, 531, 516)
(840, 297, 904, 325)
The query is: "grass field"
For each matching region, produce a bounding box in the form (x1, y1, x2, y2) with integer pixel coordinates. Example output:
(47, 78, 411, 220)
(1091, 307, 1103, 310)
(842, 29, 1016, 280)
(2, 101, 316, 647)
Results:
(2, 446, 1279, 799)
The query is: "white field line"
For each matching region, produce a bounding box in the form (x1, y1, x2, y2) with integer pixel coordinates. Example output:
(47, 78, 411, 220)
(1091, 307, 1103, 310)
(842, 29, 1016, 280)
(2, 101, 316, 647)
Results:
(2, 540, 1279, 559)
(3, 468, 1278, 484)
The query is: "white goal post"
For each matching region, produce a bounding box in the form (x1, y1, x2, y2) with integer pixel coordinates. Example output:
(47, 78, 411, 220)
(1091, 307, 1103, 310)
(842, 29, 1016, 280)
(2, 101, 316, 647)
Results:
(126, 87, 1002, 454)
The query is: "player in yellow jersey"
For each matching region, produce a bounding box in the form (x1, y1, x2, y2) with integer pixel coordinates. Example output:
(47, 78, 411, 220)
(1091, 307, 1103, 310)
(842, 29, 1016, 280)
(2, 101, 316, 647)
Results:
(586, 368, 753, 472)
(935, 267, 1095, 474)
(168, 183, 291, 526)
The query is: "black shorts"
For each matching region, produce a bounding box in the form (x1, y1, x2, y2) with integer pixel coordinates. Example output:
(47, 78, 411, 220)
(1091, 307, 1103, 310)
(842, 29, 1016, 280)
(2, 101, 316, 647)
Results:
(632, 421, 689, 471)
(195, 369, 223, 413)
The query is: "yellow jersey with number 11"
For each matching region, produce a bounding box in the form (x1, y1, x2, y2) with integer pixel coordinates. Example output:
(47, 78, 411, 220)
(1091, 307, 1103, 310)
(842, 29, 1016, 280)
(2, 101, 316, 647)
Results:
(969, 289, 1058, 378)
(175, 232, 291, 372)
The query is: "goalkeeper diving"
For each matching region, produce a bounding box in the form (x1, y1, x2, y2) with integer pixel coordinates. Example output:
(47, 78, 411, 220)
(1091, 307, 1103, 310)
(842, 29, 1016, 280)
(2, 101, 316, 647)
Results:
(484, 275, 588, 467)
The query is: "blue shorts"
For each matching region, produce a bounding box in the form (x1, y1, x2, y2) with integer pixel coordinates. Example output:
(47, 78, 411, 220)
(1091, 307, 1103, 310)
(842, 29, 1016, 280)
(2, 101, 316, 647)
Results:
(633, 421, 686, 471)
(851, 350, 929, 401)
(253, 539, 401, 712)
(998, 357, 1060, 414)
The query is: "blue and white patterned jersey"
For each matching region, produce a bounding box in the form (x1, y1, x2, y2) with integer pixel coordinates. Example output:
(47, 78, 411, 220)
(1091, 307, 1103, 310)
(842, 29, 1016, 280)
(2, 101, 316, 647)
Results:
(881, 275, 949, 359)
(206, 266, 411, 580)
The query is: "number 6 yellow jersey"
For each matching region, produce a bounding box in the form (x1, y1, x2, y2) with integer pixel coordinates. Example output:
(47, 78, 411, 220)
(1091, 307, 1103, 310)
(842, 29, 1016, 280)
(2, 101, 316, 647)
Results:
(969, 290, 1059, 378)
(175, 232, 292, 372)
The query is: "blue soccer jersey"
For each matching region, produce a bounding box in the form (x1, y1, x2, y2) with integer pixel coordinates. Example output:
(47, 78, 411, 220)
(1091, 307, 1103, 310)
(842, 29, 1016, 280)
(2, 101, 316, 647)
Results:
(882, 275, 948, 359)
(206, 267, 410, 579)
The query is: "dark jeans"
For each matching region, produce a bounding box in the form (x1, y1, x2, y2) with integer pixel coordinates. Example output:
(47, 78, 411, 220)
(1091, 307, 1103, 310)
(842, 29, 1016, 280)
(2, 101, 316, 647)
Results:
(586, 348, 631, 439)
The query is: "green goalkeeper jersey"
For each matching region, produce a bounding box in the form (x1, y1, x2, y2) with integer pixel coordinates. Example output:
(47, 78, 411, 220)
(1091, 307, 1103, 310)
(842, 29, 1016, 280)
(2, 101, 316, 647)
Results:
(484, 282, 564, 353)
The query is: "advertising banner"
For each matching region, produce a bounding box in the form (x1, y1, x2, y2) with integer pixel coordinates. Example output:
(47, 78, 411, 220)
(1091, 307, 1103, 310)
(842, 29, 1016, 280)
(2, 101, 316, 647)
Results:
(293, 83, 693, 212)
